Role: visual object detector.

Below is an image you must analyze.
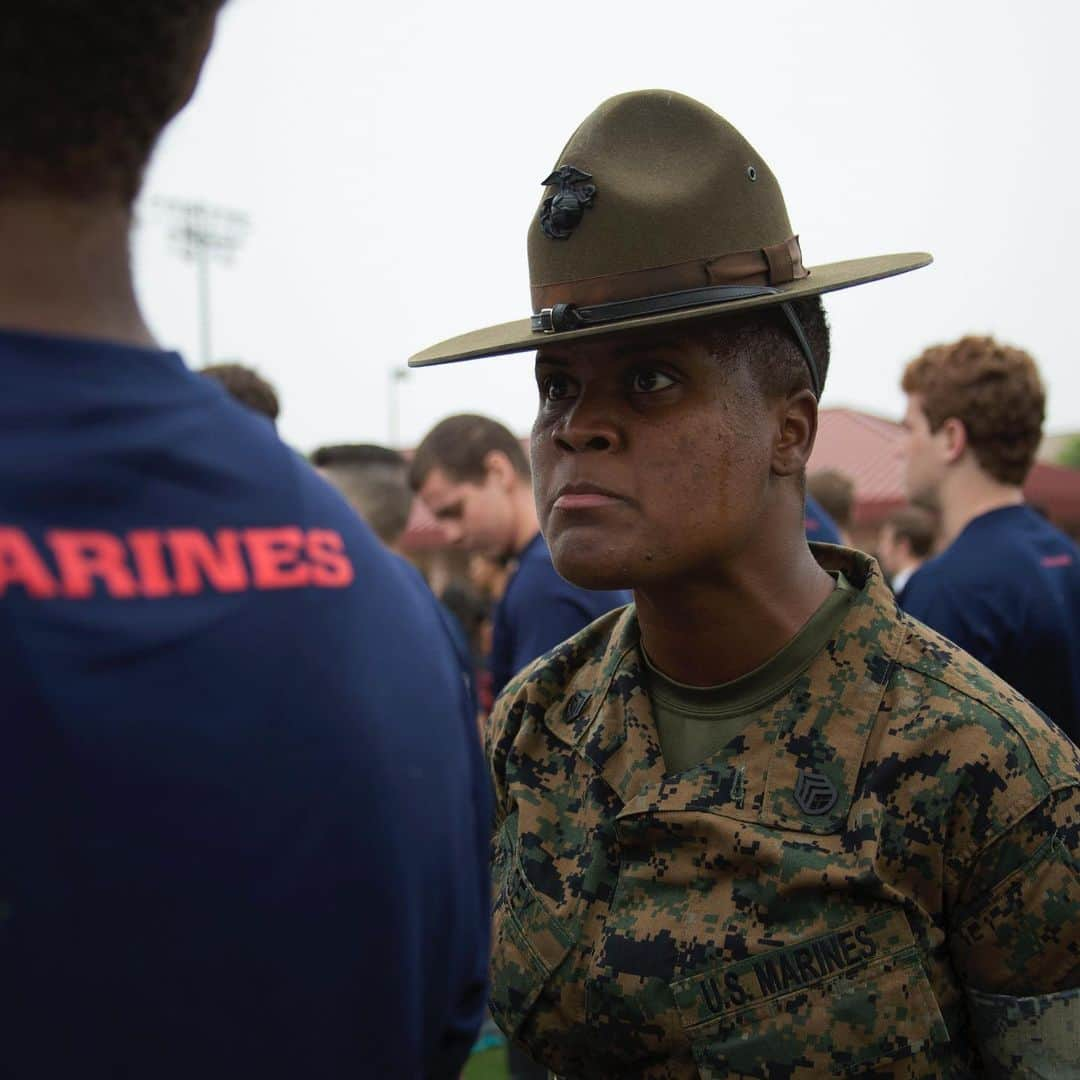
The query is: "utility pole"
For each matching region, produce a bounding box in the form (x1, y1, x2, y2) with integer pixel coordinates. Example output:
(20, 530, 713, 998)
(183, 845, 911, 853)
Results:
(152, 199, 250, 367)
(388, 367, 410, 448)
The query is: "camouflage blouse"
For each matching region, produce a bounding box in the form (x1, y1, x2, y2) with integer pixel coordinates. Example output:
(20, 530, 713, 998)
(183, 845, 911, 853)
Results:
(486, 548, 1080, 1078)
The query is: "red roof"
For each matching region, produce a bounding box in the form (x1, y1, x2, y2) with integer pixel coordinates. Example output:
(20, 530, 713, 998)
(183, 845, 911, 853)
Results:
(811, 408, 1080, 527)
(810, 409, 907, 521)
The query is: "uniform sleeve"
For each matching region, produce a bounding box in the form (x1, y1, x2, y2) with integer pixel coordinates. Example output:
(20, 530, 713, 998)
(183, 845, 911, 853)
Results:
(901, 572, 1008, 671)
(948, 784, 1080, 1075)
(485, 692, 516, 831)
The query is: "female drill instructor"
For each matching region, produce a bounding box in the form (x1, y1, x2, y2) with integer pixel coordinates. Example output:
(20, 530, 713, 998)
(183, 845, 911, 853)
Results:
(411, 93, 1080, 1078)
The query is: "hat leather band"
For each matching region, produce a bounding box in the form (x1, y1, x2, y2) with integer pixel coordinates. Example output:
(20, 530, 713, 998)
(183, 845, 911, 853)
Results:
(530, 236, 807, 311)
(530, 286, 820, 398)
(529, 236, 819, 396)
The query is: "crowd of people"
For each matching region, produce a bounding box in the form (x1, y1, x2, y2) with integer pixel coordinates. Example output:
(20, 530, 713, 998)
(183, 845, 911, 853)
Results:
(2, 4, 1078, 1079)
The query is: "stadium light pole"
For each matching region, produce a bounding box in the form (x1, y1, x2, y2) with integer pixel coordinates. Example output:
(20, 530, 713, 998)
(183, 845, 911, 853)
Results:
(388, 367, 410, 448)
(152, 199, 250, 367)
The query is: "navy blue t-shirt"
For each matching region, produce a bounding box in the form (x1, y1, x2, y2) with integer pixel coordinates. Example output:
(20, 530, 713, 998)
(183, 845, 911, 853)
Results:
(901, 504, 1080, 743)
(0, 331, 489, 1078)
(804, 494, 842, 545)
(491, 533, 630, 696)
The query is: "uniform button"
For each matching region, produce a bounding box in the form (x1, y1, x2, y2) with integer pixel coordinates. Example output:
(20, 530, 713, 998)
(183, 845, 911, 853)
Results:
(565, 690, 591, 721)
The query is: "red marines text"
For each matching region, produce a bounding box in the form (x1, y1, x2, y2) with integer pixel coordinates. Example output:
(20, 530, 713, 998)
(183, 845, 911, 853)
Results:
(0, 526, 355, 599)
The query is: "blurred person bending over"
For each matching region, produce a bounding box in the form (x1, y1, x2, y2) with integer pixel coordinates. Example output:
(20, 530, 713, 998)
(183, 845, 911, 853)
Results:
(901, 336, 1080, 742)
(201, 361, 280, 424)
(411, 414, 630, 697)
(312, 442, 413, 552)
(410, 91, 1079, 1077)
(0, 5, 488, 1077)
(876, 504, 936, 601)
(807, 467, 855, 544)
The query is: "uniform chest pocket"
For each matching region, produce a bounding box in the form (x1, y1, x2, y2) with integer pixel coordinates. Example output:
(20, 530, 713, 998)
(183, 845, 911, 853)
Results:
(489, 823, 576, 1039)
(671, 911, 950, 1078)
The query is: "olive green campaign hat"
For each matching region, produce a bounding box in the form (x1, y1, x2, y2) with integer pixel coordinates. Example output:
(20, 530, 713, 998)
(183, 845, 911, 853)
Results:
(409, 90, 930, 383)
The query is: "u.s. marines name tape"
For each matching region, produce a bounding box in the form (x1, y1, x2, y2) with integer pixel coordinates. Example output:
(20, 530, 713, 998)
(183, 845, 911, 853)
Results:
(672, 909, 918, 1024)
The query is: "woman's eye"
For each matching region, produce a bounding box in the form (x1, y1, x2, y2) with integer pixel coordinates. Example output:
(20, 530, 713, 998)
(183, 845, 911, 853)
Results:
(540, 373, 577, 402)
(630, 369, 675, 393)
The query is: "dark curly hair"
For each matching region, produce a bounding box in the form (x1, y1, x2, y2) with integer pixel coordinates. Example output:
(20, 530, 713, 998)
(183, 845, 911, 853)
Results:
(0, 2, 226, 204)
(701, 296, 832, 401)
(902, 335, 1045, 486)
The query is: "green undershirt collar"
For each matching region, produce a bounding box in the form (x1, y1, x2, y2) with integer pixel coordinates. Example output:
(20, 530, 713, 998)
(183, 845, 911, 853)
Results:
(644, 572, 857, 773)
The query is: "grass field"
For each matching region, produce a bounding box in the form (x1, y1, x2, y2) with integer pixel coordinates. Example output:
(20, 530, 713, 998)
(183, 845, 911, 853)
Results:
(462, 1046, 509, 1079)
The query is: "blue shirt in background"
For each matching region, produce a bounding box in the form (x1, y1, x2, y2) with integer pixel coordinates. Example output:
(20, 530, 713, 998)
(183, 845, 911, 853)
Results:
(491, 533, 630, 697)
(0, 330, 489, 1078)
(901, 504, 1080, 743)
(804, 494, 842, 544)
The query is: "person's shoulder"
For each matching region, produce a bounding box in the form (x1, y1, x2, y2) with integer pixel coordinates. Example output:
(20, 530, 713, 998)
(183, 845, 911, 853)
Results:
(507, 534, 629, 613)
(507, 534, 560, 591)
(489, 604, 634, 743)
(885, 609, 1080, 804)
(905, 523, 1031, 603)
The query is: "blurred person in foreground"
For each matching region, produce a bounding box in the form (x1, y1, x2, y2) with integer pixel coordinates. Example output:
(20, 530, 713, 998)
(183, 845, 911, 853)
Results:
(802, 490, 842, 544)
(876, 504, 937, 601)
(409, 90, 1080, 1077)
(201, 361, 280, 425)
(901, 335, 1080, 742)
(312, 442, 412, 552)
(411, 414, 630, 698)
(0, 5, 488, 1077)
(807, 467, 855, 544)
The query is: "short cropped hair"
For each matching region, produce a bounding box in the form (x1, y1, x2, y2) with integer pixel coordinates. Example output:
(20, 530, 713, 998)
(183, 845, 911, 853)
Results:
(410, 414, 530, 491)
(201, 364, 280, 423)
(884, 505, 936, 559)
(0, 2, 225, 204)
(312, 444, 412, 547)
(902, 336, 1045, 486)
(807, 468, 855, 530)
(702, 296, 832, 400)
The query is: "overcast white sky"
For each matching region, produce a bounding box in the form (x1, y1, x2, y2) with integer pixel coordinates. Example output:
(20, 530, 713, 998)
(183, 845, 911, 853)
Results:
(134, 0, 1080, 452)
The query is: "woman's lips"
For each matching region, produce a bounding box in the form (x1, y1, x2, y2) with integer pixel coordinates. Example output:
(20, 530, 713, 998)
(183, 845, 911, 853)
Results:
(554, 491, 623, 510)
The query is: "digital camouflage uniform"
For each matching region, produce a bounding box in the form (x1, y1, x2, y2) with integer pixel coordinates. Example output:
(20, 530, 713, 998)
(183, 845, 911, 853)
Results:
(486, 547, 1080, 1078)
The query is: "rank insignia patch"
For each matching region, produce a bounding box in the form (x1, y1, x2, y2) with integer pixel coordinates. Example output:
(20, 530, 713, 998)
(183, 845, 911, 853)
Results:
(794, 768, 839, 816)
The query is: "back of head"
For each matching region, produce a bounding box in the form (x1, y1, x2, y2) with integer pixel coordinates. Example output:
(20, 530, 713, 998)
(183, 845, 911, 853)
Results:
(884, 505, 937, 560)
(807, 468, 855, 530)
(409, 414, 530, 491)
(201, 363, 280, 423)
(902, 335, 1045, 487)
(312, 443, 412, 548)
(0, 2, 225, 205)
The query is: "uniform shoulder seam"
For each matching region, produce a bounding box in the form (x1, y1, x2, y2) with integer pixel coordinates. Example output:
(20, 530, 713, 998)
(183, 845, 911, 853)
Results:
(893, 615, 1080, 790)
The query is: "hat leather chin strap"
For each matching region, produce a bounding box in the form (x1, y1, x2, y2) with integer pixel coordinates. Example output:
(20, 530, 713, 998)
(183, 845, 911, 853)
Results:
(531, 284, 821, 398)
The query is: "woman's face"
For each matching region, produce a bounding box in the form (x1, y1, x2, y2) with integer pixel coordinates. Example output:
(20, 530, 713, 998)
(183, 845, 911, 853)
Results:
(531, 325, 778, 592)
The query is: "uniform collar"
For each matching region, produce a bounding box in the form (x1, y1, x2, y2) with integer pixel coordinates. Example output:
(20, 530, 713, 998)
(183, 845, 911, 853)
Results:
(542, 546, 906, 833)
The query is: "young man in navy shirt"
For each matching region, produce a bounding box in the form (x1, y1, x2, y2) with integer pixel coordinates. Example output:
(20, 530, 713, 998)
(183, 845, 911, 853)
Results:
(900, 335, 1080, 743)
(0, 5, 488, 1076)
(411, 414, 631, 698)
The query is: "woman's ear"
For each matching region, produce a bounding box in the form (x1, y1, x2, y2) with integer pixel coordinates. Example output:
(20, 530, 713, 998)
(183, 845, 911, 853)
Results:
(772, 389, 818, 478)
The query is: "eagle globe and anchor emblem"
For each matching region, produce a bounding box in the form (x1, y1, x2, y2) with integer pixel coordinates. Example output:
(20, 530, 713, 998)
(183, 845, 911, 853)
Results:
(539, 165, 597, 240)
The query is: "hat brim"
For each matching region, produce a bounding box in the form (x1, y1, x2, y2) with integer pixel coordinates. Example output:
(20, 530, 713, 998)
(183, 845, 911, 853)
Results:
(408, 252, 931, 367)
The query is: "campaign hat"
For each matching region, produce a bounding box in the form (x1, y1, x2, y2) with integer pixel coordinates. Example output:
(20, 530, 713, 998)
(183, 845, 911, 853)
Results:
(409, 90, 930, 374)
